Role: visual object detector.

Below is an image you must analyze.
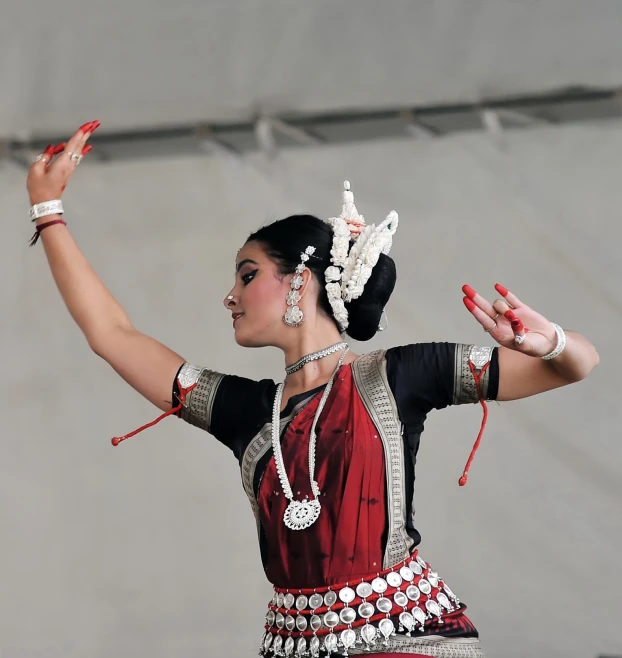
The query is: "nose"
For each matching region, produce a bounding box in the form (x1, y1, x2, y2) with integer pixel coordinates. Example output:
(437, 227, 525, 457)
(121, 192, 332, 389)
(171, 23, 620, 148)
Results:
(223, 293, 236, 310)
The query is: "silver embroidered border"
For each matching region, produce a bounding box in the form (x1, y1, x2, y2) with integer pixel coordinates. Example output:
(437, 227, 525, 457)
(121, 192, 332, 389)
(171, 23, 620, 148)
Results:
(452, 345, 493, 405)
(348, 635, 484, 657)
(351, 350, 413, 568)
(178, 363, 224, 432)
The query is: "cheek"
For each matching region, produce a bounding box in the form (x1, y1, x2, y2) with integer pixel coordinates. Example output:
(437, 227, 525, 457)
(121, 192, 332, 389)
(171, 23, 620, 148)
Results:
(244, 277, 287, 313)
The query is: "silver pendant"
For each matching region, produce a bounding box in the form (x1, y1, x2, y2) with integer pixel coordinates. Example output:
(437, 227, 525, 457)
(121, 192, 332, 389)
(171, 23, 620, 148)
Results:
(379, 618, 395, 641)
(426, 599, 443, 622)
(356, 581, 373, 599)
(295, 637, 307, 657)
(400, 566, 415, 582)
(399, 611, 415, 635)
(272, 635, 284, 655)
(324, 590, 337, 607)
(386, 571, 403, 588)
(412, 606, 427, 630)
(371, 576, 388, 594)
(338, 586, 355, 604)
(323, 633, 338, 655)
(295, 595, 308, 611)
(283, 498, 321, 530)
(394, 591, 408, 608)
(339, 607, 356, 624)
(358, 601, 374, 619)
(409, 560, 423, 575)
(428, 571, 439, 587)
(418, 578, 432, 595)
(340, 628, 357, 655)
(309, 593, 323, 609)
(295, 615, 307, 631)
(284, 636, 295, 656)
(406, 585, 421, 601)
(437, 592, 453, 611)
(360, 623, 377, 648)
(284, 593, 295, 609)
(309, 636, 320, 657)
(376, 596, 393, 614)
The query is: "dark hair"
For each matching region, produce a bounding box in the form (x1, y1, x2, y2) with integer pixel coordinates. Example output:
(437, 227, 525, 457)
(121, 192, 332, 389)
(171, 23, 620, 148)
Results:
(246, 215, 397, 341)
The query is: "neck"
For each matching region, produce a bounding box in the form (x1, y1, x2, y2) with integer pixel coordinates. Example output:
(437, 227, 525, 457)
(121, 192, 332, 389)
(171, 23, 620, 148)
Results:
(282, 328, 354, 389)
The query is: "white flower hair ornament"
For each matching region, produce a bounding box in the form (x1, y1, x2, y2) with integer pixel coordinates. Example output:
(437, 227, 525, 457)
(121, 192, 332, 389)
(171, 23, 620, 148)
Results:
(323, 181, 399, 331)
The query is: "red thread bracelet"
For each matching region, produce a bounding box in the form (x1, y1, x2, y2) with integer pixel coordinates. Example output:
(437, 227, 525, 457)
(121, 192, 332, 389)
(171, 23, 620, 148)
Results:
(29, 218, 67, 246)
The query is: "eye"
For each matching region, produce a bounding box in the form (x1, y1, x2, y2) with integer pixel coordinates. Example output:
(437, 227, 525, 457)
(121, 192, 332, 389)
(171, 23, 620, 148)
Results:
(241, 269, 258, 286)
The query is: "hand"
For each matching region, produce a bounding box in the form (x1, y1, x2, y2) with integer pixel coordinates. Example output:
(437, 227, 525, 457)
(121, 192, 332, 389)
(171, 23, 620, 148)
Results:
(27, 121, 100, 206)
(462, 283, 557, 357)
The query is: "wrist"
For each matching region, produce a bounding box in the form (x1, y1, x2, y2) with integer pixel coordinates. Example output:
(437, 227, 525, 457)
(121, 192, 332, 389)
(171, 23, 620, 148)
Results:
(35, 213, 63, 227)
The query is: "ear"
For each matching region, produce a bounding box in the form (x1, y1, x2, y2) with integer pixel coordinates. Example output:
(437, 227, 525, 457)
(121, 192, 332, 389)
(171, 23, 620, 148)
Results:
(296, 267, 315, 301)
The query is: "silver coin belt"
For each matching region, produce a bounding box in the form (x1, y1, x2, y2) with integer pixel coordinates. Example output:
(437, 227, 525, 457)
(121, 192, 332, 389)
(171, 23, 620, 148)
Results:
(259, 552, 461, 657)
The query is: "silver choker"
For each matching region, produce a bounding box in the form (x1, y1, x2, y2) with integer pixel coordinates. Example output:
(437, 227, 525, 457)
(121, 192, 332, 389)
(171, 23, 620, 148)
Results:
(285, 341, 348, 375)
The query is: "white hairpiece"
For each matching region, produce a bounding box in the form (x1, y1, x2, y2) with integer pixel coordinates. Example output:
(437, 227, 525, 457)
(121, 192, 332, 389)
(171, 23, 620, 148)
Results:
(323, 181, 399, 331)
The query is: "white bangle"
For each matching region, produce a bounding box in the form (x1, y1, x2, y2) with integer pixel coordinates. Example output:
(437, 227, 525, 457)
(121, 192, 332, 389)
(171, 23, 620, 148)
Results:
(541, 323, 566, 360)
(29, 200, 64, 222)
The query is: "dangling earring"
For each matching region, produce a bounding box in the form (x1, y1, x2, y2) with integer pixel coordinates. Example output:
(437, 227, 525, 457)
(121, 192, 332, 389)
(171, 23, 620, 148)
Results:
(378, 310, 389, 332)
(284, 246, 315, 327)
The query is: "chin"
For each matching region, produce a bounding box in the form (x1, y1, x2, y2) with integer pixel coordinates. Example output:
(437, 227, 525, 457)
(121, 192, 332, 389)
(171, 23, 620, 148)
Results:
(234, 328, 268, 348)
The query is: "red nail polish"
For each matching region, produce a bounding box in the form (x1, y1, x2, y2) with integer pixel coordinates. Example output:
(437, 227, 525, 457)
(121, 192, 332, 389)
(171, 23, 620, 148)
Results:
(81, 145, 93, 155)
(79, 122, 93, 133)
(44, 144, 53, 152)
(89, 120, 101, 133)
(495, 283, 509, 297)
(504, 310, 517, 321)
(511, 319, 524, 332)
(463, 297, 476, 312)
(462, 284, 477, 300)
(52, 143, 66, 154)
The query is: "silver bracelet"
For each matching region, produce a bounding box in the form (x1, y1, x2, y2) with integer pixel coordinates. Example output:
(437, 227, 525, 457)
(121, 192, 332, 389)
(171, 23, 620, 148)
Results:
(541, 323, 566, 360)
(29, 200, 64, 222)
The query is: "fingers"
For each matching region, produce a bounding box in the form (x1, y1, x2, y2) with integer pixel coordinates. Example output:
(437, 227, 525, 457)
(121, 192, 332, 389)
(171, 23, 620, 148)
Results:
(494, 283, 522, 309)
(463, 297, 498, 332)
(462, 284, 497, 319)
(59, 120, 100, 170)
(30, 144, 55, 174)
(503, 309, 528, 345)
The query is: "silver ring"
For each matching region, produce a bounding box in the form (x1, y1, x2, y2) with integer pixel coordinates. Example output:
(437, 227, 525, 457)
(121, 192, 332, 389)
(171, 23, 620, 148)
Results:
(514, 334, 526, 344)
(483, 322, 497, 333)
(67, 151, 83, 166)
(33, 154, 46, 163)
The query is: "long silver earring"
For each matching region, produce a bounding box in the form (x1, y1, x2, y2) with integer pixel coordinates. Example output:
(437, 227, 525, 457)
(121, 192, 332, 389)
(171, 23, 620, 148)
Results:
(284, 246, 315, 327)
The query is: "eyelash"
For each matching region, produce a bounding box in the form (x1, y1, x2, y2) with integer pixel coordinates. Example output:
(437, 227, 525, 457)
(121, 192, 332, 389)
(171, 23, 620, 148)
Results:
(241, 270, 258, 286)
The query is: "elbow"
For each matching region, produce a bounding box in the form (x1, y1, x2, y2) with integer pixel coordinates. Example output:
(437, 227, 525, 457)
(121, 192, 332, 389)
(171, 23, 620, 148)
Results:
(574, 345, 600, 382)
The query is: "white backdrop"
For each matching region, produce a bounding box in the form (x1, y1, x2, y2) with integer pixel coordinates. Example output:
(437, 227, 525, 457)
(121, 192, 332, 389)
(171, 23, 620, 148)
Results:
(1, 122, 621, 658)
(3, 0, 622, 137)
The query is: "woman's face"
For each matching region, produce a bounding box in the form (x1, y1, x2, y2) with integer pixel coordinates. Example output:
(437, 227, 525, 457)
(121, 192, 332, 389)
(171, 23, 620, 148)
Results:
(224, 241, 297, 347)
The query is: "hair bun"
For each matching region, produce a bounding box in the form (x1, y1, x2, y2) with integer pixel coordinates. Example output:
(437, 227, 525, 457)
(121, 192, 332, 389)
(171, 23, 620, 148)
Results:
(344, 253, 397, 341)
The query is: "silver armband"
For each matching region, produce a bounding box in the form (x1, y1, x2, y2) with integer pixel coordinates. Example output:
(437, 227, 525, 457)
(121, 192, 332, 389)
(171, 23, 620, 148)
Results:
(541, 323, 566, 360)
(29, 200, 64, 222)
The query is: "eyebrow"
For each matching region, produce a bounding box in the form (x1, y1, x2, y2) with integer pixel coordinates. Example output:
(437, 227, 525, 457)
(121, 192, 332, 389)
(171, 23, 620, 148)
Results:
(236, 258, 259, 273)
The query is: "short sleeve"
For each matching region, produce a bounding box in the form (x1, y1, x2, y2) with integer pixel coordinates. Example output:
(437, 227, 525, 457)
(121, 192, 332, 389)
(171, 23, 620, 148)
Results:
(386, 342, 499, 421)
(173, 363, 275, 457)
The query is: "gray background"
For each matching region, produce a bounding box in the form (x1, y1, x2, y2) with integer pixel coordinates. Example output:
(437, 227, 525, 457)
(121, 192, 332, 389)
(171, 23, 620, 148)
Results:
(1, 3, 621, 658)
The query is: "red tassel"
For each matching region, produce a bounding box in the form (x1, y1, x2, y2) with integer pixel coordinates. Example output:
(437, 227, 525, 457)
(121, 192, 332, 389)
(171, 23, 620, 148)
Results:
(111, 381, 197, 446)
(29, 218, 67, 246)
(458, 361, 490, 486)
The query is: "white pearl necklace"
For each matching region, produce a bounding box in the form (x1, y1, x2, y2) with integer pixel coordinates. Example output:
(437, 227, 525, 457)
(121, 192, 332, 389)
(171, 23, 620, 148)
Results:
(271, 347, 348, 530)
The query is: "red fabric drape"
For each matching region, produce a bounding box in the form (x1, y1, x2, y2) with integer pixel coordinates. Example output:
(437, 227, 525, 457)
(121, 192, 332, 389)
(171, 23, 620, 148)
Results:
(258, 366, 387, 589)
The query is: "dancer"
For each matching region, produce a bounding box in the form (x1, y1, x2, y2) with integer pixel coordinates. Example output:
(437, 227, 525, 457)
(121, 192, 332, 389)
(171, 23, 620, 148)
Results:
(27, 124, 598, 657)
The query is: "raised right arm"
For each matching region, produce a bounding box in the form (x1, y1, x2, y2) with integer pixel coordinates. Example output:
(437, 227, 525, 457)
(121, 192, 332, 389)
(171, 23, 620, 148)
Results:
(27, 123, 184, 412)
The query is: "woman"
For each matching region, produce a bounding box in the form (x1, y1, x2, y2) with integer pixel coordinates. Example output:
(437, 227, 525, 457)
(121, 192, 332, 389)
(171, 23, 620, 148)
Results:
(27, 124, 598, 658)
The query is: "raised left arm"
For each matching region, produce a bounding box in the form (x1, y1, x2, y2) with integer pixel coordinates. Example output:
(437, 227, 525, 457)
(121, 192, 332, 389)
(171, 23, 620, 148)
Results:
(462, 283, 599, 402)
